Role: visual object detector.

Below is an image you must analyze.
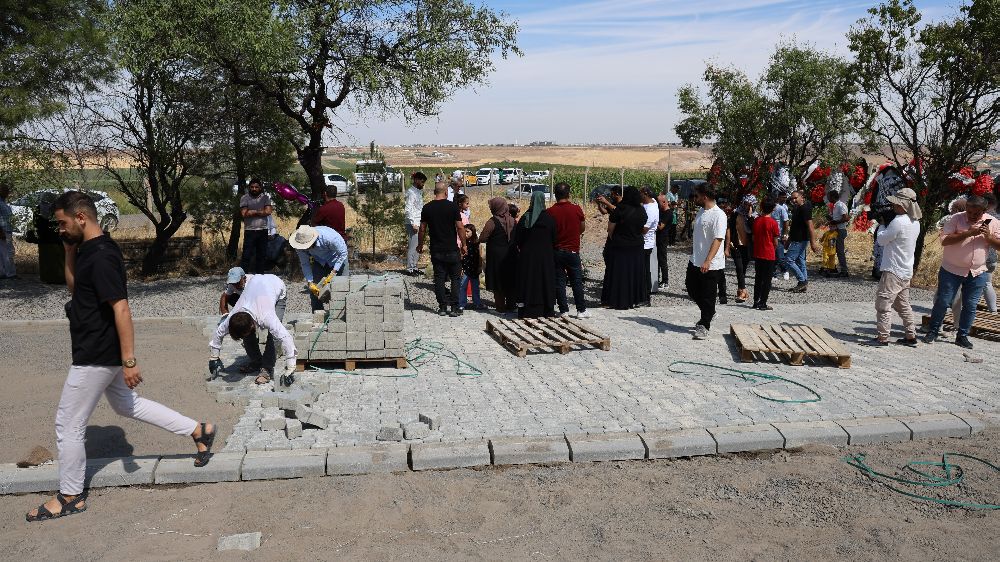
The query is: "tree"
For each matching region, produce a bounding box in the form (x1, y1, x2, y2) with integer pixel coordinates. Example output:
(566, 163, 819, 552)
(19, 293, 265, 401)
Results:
(848, 0, 1000, 265)
(347, 142, 405, 256)
(675, 42, 861, 195)
(184, 0, 520, 198)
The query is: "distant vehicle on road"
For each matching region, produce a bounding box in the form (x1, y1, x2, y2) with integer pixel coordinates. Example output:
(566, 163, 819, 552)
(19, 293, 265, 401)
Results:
(452, 170, 477, 187)
(525, 170, 550, 182)
(10, 189, 120, 237)
(499, 168, 524, 185)
(506, 182, 551, 201)
(476, 168, 498, 185)
(324, 173, 354, 196)
(354, 160, 402, 193)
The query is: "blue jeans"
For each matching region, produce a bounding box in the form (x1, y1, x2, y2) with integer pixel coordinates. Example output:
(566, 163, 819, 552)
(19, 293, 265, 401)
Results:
(554, 249, 587, 313)
(928, 268, 990, 338)
(774, 243, 787, 274)
(785, 241, 809, 283)
(459, 274, 481, 309)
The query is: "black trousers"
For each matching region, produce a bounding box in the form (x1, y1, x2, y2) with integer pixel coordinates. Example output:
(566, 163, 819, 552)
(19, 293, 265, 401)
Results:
(733, 244, 750, 291)
(686, 262, 723, 330)
(667, 225, 677, 246)
(656, 240, 669, 284)
(643, 248, 653, 300)
(753, 258, 777, 307)
(554, 249, 586, 313)
(431, 251, 462, 310)
(240, 229, 269, 273)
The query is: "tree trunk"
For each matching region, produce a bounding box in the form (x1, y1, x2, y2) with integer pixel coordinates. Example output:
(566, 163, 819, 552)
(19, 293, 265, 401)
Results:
(227, 204, 242, 260)
(298, 135, 326, 200)
(227, 117, 248, 259)
(141, 225, 178, 275)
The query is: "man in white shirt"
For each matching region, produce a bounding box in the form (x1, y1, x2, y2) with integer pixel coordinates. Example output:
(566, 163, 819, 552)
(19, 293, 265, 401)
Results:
(865, 188, 922, 347)
(686, 184, 728, 340)
(827, 190, 850, 277)
(218, 266, 250, 315)
(641, 187, 659, 299)
(771, 192, 790, 279)
(404, 171, 427, 275)
(208, 274, 295, 386)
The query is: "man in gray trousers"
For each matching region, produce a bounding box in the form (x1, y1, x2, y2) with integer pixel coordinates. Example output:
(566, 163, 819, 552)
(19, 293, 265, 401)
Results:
(404, 171, 426, 275)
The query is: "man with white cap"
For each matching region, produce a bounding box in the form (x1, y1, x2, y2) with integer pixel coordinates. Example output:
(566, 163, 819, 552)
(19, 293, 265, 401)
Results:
(289, 224, 349, 312)
(218, 266, 250, 315)
(208, 273, 294, 385)
(863, 187, 921, 347)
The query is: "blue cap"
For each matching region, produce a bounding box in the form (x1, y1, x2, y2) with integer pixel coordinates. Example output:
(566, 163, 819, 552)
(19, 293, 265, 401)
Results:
(226, 267, 245, 284)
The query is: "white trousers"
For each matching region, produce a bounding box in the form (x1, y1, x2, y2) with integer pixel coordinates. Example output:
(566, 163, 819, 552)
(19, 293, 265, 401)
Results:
(56, 365, 198, 495)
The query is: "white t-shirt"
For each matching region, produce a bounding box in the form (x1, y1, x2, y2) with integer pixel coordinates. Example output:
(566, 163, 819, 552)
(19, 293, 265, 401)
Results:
(876, 214, 920, 280)
(691, 205, 728, 271)
(832, 200, 849, 232)
(210, 274, 294, 364)
(642, 202, 658, 250)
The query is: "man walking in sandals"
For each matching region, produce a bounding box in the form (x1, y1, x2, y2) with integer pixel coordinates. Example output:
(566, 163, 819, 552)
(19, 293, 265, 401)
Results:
(26, 191, 216, 522)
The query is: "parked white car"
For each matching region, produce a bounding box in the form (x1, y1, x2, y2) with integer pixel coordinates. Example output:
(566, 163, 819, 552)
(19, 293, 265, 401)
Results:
(499, 168, 524, 184)
(476, 167, 498, 185)
(324, 173, 353, 196)
(506, 183, 552, 201)
(526, 170, 550, 182)
(10, 188, 120, 236)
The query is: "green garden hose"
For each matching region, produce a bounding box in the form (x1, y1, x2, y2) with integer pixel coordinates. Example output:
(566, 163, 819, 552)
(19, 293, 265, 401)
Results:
(844, 452, 1000, 509)
(667, 361, 822, 404)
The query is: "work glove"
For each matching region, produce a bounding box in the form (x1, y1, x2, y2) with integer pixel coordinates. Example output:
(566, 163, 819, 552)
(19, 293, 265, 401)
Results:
(308, 282, 321, 297)
(207, 358, 223, 381)
(278, 358, 296, 388)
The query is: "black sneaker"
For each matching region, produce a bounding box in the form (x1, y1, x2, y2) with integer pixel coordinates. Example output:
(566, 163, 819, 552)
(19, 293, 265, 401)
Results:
(921, 331, 938, 344)
(448, 308, 463, 317)
(758, 305, 774, 311)
(955, 336, 974, 349)
(862, 338, 889, 347)
(790, 282, 808, 293)
(438, 308, 448, 316)
(895, 337, 918, 347)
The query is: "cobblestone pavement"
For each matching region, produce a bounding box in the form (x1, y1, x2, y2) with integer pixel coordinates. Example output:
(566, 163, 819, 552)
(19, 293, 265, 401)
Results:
(209, 290, 999, 452)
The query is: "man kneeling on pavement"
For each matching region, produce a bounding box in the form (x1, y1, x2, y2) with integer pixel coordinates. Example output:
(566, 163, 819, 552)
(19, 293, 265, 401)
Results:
(209, 273, 297, 386)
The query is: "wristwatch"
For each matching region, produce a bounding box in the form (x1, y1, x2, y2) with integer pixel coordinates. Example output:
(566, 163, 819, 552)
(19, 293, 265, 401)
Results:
(123, 358, 137, 368)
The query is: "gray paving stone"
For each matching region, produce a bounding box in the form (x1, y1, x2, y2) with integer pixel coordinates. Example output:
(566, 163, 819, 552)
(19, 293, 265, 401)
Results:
(217, 532, 262, 552)
(419, 413, 442, 430)
(261, 416, 286, 431)
(85, 456, 159, 488)
(489, 436, 570, 465)
(410, 441, 491, 471)
(566, 433, 646, 463)
(640, 429, 717, 459)
(0, 463, 59, 494)
(953, 412, 988, 434)
(771, 421, 849, 448)
(296, 407, 330, 430)
(377, 426, 404, 441)
(242, 449, 327, 481)
(153, 453, 243, 484)
(286, 418, 304, 439)
(708, 425, 785, 453)
(402, 422, 430, 440)
(836, 417, 912, 445)
(896, 414, 972, 439)
(327, 444, 409, 475)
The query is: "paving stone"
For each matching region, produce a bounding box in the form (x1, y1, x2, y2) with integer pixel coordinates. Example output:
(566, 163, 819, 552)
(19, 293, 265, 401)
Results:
(640, 429, 717, 459)
(377, 426, 404, 441)
(153, 453, 243, 484)
(953, 412, 988, 434)
(419, 413, 442, 430)
(327, 444, 410, 475)
(771, 421, 849, 448)
(566, 433, 646, 463)
(410, 441, 491, 471)
(489, 436, 570, 466)
(836, 417, 912, 445)
(896, 414, 972, 439)
(296, 407, 330, 430)
(242, 449, 327, 481)
(261, 416, 286, 431)
(85, 456, 159, 488)
(0, 463, 59, 494)
(708, 425, 785, 453)
(402, 422, 430, 440)
(218, 532, 262, 552)
(285, 418, 304, 439)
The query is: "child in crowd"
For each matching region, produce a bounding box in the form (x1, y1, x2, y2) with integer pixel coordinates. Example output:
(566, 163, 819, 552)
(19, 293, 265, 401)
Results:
(752, 198, 781, 310)
(459, 223, 483, 310)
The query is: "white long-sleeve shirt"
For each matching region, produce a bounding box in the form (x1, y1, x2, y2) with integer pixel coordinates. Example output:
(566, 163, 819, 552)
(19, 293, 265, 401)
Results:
(405, 186, 424, 226)
(209, 274, 295, 365)
(876, 214, 920, 280)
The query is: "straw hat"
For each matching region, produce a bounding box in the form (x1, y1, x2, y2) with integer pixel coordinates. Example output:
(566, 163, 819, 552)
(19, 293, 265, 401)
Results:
(289, 225, 320, 250)
(886, 187, 922, 221)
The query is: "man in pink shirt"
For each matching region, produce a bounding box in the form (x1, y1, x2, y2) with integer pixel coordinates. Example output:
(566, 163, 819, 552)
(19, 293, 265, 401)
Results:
(923, 195, 1000, 348)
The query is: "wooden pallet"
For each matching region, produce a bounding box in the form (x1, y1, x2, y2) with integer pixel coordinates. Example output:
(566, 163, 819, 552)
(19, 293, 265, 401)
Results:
(921, 311, 1000, 340)
(295, 356, 407, 372)
(486, 316, 611, 357)
(731, 323, 852, 368)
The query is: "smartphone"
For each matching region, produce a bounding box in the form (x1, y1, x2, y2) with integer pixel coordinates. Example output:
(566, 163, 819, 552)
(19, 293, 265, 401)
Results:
(985, 219, 993, 226)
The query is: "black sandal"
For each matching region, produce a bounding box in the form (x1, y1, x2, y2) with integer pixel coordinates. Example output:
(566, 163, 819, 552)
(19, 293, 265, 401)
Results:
(26, 492, 87, 522)
(193, 422, 216, 467)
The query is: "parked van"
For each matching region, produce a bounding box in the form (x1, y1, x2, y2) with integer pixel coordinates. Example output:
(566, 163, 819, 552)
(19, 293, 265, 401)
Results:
(476, 168, 498, 185)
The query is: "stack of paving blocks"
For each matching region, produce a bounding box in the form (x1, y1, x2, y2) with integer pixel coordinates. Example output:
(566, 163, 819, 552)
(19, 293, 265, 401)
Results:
(293, 275, 405, 362)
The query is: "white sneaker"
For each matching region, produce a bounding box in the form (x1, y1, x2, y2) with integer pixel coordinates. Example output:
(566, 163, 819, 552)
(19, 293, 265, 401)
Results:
(658, 283, 669, 291)
(783, 272, 790, 281)
(576, 310, 592, 319)
(693, 324, 709, 340)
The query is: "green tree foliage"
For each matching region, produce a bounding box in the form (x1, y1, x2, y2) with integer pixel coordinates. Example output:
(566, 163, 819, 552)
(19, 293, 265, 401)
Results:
(182, 0, 521, 198)
(675, 42, 860, 195)
(848, 0, 1000, 261)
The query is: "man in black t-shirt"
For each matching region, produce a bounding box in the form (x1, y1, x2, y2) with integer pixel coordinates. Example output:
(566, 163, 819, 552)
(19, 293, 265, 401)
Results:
(785, 190, 820, 292)
(417, 181, 467, 316)
(26, 191, 216, 523)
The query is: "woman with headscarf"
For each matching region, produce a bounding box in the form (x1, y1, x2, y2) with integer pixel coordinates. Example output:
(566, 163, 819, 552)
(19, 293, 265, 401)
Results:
(727, 193, 757, 303)
(480, 197, 517, 312)
(513, 191, 558, 318)
(601, 186, 649, 309)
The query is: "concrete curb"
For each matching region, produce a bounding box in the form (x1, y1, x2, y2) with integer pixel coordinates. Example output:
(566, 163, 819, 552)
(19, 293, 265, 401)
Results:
(0, 412, 994, 495)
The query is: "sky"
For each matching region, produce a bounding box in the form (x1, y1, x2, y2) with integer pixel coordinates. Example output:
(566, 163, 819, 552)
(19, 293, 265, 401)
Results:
(336, 0, 952, 146)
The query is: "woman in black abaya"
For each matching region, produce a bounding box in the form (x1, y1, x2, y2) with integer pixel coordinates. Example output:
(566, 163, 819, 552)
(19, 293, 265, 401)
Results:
(601, 186, 648, 309)
(513, 191, 557, 318)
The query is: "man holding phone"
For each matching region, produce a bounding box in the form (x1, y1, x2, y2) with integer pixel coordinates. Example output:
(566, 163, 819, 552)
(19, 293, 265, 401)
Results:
(923, 195, 1000, 349)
